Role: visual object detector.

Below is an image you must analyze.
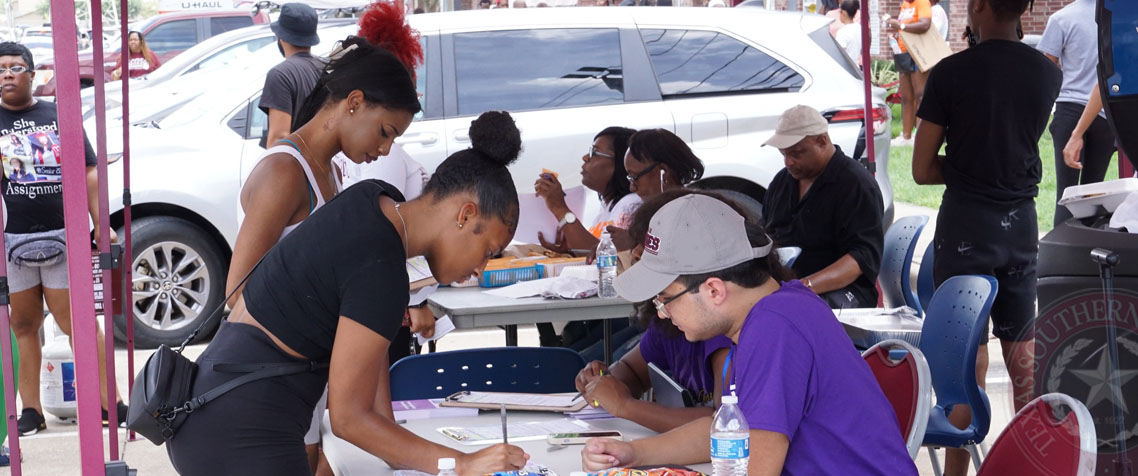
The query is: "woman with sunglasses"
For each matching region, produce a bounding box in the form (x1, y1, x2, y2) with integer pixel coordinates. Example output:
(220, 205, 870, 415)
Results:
(534, 126, 638, 253)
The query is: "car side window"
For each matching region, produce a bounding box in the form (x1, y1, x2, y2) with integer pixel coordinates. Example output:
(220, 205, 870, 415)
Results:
(210, 16, 253, 36)
(189, 36, 276, 73)
(228, 96, 267, 140)
(145, 20, 198, 56)
(453, 29, 623, 116)
(640, 29, 804, 96)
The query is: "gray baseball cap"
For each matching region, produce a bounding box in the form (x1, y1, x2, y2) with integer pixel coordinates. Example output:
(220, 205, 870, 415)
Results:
(614, 194, 773, 303)
(271, 3, 320, 47)
(762, 104, 829, 149)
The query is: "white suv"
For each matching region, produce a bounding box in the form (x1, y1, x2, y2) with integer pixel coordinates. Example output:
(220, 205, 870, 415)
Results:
(105, 7, 892, 347)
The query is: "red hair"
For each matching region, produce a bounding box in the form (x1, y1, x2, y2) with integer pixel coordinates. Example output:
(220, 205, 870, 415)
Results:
(358, 1, 423, 74)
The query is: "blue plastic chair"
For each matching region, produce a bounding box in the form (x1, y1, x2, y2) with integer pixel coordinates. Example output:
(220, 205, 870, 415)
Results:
(388, 347, 587, 401)
(918, 275, 999, 476)
(916, 240, 936, 314)
(878, 215, 928, 313)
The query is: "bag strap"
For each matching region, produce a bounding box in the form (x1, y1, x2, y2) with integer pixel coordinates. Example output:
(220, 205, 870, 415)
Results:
(179, 361, 330, 414)
(176, 253, 267, 353)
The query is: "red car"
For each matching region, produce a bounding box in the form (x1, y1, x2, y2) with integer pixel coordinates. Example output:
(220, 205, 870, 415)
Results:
(34, 9, 269, 97)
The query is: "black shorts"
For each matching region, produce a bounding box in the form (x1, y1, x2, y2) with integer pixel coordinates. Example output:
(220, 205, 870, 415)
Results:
(167, 321, 328, 476)
(933, 194, 1038, 341)
(894, 52, 918, 74)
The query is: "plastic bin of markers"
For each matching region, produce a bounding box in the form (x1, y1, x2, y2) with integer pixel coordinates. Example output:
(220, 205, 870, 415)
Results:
(478, 266, 543, 288)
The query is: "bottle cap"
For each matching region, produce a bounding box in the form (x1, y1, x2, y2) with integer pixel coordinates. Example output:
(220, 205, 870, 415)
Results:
(438, 458, 456, 470)
(721, 394, 738, 404)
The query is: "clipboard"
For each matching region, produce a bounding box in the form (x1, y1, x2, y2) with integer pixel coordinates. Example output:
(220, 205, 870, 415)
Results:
(439, 391, 589, 412)
(648, 362, 696, 409)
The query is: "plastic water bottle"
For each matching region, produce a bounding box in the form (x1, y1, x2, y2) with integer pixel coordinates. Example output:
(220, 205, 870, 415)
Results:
(437, 458, 458, 476)
(596, 232, 618, 298)
(711, 394, 750, 476)
(889, 36, 902, 54)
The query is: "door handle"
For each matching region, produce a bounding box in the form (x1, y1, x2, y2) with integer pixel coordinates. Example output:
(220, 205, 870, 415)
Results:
(396, 132, 439, 146)
(453, 129, 470, 142)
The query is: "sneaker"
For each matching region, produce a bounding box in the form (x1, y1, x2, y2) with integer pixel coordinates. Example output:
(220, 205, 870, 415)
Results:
(0, 445, 9, 466)
(101, 401, 129, 428)
(17, 408, 46, 436)
(890, 136, 914, 147)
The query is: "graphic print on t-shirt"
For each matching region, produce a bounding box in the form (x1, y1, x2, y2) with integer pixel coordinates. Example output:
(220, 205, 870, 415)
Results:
(128, 57, 151, 72)
(2, 128, 62, 194)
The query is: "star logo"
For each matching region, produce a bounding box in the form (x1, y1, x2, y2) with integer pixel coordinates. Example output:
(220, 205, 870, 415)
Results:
(1070, 349, 1138, 413)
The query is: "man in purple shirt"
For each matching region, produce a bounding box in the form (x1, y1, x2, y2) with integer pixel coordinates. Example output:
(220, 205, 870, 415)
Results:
(580, 194, 916, 475)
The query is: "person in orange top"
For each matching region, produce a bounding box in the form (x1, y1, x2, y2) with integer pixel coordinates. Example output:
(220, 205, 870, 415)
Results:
(886, 0, 931, 146)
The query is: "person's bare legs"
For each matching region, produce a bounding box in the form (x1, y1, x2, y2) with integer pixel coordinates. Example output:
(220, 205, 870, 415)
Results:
(1002, 338, 1035, 412)
(44, 287, 123, 408)
(10, 285, 47, 414)
(943, 341, 990, 476)
(910, 69, 928, 135)
(899, 71, 917, 140)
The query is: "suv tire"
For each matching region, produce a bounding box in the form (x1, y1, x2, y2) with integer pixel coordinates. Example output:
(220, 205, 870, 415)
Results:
(114, 216, 226, 348)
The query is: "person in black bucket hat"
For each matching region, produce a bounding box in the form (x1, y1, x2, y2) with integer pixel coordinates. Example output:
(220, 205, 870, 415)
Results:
(260, 2, 326, 148)
(271, 3, 320, 47)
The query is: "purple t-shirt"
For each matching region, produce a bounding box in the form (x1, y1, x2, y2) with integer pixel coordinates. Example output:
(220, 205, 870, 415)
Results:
(639, 326, 732, 406)
(732, 281, 917, 476)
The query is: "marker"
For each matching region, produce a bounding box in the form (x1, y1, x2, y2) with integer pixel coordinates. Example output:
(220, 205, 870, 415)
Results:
(500, 403, 508, 444)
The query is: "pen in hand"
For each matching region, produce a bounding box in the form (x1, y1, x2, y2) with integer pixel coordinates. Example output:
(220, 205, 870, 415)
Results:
(501, 403, 508, 445)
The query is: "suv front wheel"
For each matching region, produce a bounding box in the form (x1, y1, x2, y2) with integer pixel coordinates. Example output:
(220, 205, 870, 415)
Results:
(114, 216, 226, 348)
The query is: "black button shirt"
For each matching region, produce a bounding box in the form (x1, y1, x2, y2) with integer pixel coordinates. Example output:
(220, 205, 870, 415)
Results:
(762, 146, 884, 307)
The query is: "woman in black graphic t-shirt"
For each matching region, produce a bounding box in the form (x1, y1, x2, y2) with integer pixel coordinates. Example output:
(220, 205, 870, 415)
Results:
(168, 111, 531, 476)
(0, 41, 126, 435)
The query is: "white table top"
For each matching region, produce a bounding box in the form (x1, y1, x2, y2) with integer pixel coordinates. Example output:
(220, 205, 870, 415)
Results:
(321, 410, 712, 476)
(427, 286, 635, 328)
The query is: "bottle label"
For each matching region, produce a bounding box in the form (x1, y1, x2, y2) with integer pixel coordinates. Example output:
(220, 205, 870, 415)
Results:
(711, 436, 750, 459)
(596, 255, 618, 268)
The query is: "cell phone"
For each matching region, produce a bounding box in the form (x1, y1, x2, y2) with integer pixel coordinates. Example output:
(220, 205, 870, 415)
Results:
(546, 431, 623, 445)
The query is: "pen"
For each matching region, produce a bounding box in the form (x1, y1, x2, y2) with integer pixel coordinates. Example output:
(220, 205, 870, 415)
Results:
(575, 360, 622, 405)
(500, 403, 508, 444)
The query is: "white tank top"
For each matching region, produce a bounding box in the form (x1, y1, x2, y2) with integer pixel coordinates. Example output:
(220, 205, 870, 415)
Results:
(237, 144, 342, 240)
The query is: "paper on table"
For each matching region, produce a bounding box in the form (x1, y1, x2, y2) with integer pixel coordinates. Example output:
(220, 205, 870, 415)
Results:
(416, 315, 456, 345)
(456, 392, 584, 407)
(392, 398, 480, 421)
(438, 418, 592, 445)
(395, 462, 555, 476)
(515, 186, 586, 245)
(482, 277, 559, 299)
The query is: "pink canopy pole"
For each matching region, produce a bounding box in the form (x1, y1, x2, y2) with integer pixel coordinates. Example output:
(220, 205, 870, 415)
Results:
(89, 0, 121, 459)
(0, 206, 20, 476)
(860, 0, 876, 166)
(51, 0, 107, 472)
(120, 0, 138, 443)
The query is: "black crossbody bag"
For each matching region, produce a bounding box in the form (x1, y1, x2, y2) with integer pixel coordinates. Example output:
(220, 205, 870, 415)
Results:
(126, 256, 328, 445)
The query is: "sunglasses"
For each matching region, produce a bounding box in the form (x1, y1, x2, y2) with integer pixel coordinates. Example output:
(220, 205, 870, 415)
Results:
(626, 162, 661, 185)
(652, 282, 702, 319)
(0, 66, 30, 75)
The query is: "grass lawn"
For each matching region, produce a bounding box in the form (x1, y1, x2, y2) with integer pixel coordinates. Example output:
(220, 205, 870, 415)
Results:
(885, 104, 1121, 233)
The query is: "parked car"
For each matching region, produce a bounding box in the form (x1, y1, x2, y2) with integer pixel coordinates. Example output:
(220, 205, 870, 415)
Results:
(33, 9, 269, 97)
(78, 19, 357, 119)
(102, 8, 892, 347)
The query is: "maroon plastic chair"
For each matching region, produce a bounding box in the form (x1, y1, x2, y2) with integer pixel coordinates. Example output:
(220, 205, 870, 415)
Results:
(862, 339, 931, 460)
(975, 393, 1096, 476)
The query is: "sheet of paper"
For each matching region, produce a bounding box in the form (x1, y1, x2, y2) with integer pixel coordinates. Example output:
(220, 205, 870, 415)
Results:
(482, 277, 559, 299)
(417, 315, 456, 345)
(407, 256, 434, 283)
(457, 392, 584, 408)
(392, 398, 479, 421)
(515, 186, 586, 245)
(438, 418, 592, 445)
(567, 405, 615, 421)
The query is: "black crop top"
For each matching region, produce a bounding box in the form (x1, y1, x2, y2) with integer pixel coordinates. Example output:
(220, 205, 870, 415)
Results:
(242, 180, 409, 360)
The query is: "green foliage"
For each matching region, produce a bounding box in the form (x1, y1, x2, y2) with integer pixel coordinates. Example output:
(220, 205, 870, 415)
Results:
(37, 0, 156, 23)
